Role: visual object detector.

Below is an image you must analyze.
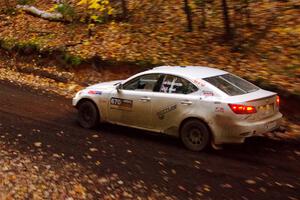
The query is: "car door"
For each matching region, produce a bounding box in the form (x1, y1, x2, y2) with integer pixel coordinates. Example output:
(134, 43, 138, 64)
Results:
(151, 75, 199, 135)
(108, 73, 162, 129)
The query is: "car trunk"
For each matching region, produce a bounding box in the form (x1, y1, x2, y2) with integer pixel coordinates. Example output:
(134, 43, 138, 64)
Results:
(247, 95, 278, 120)
(225, 89, 279, 121)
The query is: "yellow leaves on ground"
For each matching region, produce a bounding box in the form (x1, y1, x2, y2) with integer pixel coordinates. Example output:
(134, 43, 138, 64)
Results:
(77, 0, 89, 6)
(0, 0, 299, 97)
(90, 15, 98, 21)
(48, 4, 58, 12)
(272, 26, 300, 35)
(72, 184, 87, 199)
(77, 0, 114, 16)
(89, 2, 102, 10)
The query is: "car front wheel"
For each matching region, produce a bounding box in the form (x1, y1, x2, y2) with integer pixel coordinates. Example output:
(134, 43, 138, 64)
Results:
(180, 119, 211, 151)
(78, 100, 99, 129)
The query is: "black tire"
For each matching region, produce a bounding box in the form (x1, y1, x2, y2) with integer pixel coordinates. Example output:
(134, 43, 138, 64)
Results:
(180, 119, 211, 151)
(77, 100, 99, 129)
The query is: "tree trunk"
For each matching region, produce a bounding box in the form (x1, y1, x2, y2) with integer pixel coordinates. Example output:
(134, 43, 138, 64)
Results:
(199, 0, 206, 29)
(244, 0, 251, 26)
(16, 5, 63, 21)
(221, 0, 233, 40)
(121, 0, 128, 20)
(184, 0, 193, 32)
(4, 0, 10, 8)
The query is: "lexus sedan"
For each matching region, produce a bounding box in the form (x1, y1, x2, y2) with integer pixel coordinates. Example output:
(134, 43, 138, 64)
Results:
(72, 66, 283, 151)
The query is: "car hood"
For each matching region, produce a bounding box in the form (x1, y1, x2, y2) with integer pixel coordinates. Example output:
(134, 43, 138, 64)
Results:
(86, 80, 123, 90)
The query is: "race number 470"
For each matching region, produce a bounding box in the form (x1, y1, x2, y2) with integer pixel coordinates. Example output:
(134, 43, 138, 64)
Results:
(110, 98, 122, 105)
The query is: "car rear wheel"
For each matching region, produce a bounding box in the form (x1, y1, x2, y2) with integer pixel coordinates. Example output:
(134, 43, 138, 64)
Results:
(180, 119, 210, 151)
(78, 100, 99, 129)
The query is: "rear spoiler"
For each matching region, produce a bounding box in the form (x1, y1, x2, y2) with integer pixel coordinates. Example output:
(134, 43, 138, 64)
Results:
(247, 94, 276, 102)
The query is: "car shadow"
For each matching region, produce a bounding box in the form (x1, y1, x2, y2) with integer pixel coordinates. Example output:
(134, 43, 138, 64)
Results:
(96, 122, 300, 153)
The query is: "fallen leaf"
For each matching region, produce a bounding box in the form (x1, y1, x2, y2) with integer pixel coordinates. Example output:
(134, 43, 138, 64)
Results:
(294, 151, 300, 156)
(117, 180, 124, 185)
(245, 179, 256, 185)
(89, 148, 98, 152)
(34, 142, 42, 147)
(221, 183, 232, 188)
(178, 185, 186, 191)
(95, 161, 101, 166)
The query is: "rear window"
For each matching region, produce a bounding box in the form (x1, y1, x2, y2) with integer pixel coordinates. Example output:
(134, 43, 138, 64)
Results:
(203, 73, 259, 96)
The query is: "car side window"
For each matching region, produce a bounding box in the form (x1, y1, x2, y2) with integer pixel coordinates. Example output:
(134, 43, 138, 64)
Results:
(159, 75, 198, 94)
(123, 74, 161, 91)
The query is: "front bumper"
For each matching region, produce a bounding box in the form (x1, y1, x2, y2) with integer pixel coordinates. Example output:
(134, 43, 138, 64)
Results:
(72, 98, 78, 107)
(271, 125, 286, 133)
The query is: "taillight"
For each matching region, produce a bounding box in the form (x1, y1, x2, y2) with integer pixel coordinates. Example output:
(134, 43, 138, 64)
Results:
(228, 104, 257, 114)
(276, 96, 280, 106)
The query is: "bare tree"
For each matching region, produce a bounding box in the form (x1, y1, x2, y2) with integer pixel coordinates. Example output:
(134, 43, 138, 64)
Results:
(243, 0, 251, 26)
(4, 0, 11, 8)
(183, 0, 193, 32)
(221, 0, 233, 40)
(121, 0, 128, 20)
(198, 0, 206, 29)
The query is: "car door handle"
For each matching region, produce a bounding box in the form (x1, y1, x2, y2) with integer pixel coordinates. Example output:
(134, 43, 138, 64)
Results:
(180, 100, 192, 105)
(140, 97, 151, 102)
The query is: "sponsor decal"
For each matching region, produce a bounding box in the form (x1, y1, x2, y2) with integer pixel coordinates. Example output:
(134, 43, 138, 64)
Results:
(157, 104, 177, 120)
(202, 90, 214, 96)
(215, 107, 224, 113)
(160, 78, 183, 93)
(110, 97, 133, 111)
(160, 85, 169, 93)
(88, 90, 102, 95)
(193, 79, 206, 87)
(162, 80, 183, 87)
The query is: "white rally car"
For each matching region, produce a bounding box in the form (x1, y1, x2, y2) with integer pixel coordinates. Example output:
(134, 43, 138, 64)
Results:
(72, 66, 283, 151)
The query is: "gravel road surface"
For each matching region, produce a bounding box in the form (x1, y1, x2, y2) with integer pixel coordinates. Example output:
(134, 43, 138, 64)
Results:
(0, 81, 300, 200)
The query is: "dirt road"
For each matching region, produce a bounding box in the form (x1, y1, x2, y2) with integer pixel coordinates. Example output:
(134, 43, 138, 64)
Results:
(0, 80, 299, 199)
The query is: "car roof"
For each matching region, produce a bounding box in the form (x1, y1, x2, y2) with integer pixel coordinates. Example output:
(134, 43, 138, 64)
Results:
(148, 66, 227, 79)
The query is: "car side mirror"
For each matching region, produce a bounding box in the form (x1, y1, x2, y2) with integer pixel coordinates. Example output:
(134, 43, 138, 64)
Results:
(116, 83, 123, 92)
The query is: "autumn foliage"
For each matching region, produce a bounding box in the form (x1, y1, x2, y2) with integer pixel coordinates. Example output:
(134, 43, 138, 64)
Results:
(0, 0, 299, 95)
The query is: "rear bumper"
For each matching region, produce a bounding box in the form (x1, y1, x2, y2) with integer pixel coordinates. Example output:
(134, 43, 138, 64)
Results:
(213, 112, 283, 144)
(235, 112, 283, 136)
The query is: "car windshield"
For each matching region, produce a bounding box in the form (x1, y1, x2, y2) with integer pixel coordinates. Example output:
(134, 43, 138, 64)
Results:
(203, 73, 259, 96)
